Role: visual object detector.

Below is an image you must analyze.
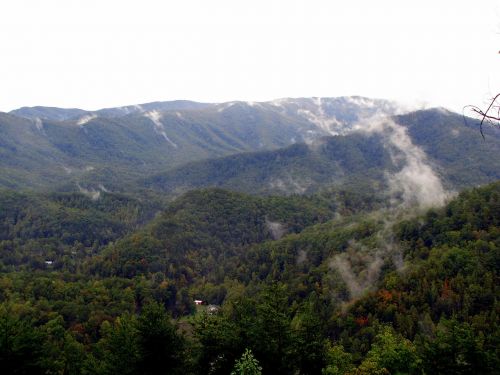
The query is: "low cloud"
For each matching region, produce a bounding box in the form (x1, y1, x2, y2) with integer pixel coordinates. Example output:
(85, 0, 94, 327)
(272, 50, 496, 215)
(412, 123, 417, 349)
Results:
(269, 174, 311, 195)
(34, 117, 46, 134)
(296, 249, 308, 265)
(76, 114, 97, 126)
(266, 218, 286, 240)
(330, 115, 452, 301)
(356, 116, 451, 209)
(144, 110, 178, 148)
(77, 183, 101, 201)
(329, 241, 384, 299)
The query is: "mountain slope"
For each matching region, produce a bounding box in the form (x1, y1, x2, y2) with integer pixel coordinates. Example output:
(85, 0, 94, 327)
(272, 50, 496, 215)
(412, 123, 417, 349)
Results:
(8, 106, 88, 121)
(143, 133, 391, 195)
(91, 188, 349, 280)
(144, 108, 500, 196)
(0, 97, 398, 192)
(0, 178, 498, 374)
(0, 189, 161, 272)
(9, 100, 211, 121)
(4, 97, 499, 195)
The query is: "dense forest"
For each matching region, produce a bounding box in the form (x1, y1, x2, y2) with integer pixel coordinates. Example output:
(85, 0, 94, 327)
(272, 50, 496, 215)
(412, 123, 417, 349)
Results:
(2, 0, 499, 371)
(0, 180, 498, 374)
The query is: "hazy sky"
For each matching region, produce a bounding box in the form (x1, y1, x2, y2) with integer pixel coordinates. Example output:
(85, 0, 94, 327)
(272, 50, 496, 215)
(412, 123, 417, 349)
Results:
(1, 0, 499, 112)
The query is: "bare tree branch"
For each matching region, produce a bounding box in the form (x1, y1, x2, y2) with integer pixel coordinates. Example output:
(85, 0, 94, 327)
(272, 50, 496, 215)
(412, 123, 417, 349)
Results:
(463, 93, 500, 139)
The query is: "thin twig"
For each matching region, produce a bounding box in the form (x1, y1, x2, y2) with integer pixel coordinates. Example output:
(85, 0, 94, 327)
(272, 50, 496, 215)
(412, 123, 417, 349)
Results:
(463, 93, 500, 140)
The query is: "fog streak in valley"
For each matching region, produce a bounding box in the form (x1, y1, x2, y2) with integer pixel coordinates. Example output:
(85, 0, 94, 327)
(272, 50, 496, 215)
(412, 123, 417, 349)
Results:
(330, 115, 452, 301)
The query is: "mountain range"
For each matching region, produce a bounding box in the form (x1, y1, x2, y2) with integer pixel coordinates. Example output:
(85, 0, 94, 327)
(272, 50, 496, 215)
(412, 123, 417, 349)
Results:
(1, 96, 499, 374)
(2, 96, 499, 198)
(144, 108, 500, 197)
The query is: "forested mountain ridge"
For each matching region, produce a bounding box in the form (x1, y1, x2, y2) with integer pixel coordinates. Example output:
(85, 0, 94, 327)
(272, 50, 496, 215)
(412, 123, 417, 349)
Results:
(1, 95, 499, 375)
(89, 188, 381, 288)
(0, 97, 401, 192)
(3, 97, 499, 197)
(10, 100, 211, 121)
(144, 108, 500, 195)
(0, 190, 162, 272)
(0, 181, 498, 374)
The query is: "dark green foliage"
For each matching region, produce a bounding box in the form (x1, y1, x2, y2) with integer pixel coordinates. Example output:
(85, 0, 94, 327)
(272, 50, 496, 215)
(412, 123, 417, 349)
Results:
(420, 318, 494, 375)
(322, 344, 354, 375)
(40, 316, 86, 375)
(143, 133, 393, 196)
(0, 190, 158, 272)
(90, 303, 186, 375)
(397, 109, 500, 189)
(194, 283, 329, 375)
(0, 181, 498, 374)
(231, 349, 262, 375)
(358, 326, 421, 374)
(94, 315, 140, 375)
(136, 303, 186, 375)
(331, 183, 500, 373)
(95, 188, 352, 289)
(2, 99, 499, 375)
(0, 308, 45, 375)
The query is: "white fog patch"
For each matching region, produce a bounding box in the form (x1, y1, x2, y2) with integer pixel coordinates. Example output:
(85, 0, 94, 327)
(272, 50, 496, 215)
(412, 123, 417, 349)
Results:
(305, 136, 330, 153)
(356, 117, 451, 209)
(298, 108, 342, 135)
(269, 174, 310, 195)
(270, 98, 287, 108)
(326, 115, 452, 303)
(297, 250, 308, 265)
(246, 101, 263, 108)
(98, 184, 110, 193)
(266, 219, 286, 240)
(297, 97, 344, 135)
(216, 102, 236, 113)
(346, 96, 377, 109)
(391, 247, 405, 272)
(77, 184, 101, 201)
(33, 117, 46, 134)
(84, 166, 95, 172)
(76, 114, 97, 126)
(62, 166, 73, 174)
(144, 111, 178, 148)
(328, 206, 425, 303)
(329, 240, 385, 299)
(175, 111, 183, 119)
(388, 160, 448, 208)
(329, 216, 409, 302)
(327, 116, 452, 301)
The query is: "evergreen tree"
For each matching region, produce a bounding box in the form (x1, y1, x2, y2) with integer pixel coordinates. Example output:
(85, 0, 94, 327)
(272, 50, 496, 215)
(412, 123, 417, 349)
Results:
(136, 302, 185, 375)
(231, 349, 262, 375)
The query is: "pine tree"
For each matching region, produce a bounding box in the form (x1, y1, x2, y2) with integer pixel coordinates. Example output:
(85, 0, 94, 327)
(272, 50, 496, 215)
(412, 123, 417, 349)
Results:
(231, 349, 262, 375)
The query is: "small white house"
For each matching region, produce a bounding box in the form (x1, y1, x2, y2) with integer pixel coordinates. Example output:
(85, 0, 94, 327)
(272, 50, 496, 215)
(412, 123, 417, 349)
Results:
(194, 299, 203, 305)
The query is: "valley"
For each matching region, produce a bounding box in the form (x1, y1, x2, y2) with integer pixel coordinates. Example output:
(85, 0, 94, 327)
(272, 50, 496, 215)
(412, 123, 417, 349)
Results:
(0, 97, 498, 374)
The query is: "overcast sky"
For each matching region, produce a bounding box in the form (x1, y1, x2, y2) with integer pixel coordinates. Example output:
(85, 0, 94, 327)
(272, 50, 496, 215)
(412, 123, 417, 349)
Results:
(1, 0, 499, 112)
